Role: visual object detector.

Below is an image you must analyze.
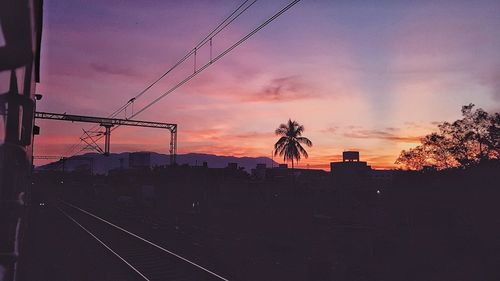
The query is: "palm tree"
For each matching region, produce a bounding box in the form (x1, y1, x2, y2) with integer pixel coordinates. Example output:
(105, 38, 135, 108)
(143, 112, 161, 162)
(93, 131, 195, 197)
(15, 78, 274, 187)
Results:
(274, 119, 313, 169)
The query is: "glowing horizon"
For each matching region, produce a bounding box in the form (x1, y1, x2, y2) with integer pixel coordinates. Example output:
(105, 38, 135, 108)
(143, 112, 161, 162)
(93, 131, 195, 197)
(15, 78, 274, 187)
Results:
(33, 0, 500, 169)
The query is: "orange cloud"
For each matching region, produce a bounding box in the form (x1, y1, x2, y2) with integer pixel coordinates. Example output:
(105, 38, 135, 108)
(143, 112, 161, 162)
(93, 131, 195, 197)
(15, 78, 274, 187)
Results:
(343, 129, 421, 143)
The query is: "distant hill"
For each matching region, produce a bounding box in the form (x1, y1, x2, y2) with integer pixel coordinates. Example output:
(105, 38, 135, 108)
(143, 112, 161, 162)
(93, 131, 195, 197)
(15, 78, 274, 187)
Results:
(36, 152, 278, 174)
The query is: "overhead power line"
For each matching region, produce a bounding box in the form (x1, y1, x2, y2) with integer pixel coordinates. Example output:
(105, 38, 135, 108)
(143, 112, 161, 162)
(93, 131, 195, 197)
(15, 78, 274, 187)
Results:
(108, 0, 257, 118)
(65, 0, 302, 158)
(62, 0, 256, 157)
(130, 0, 302, 118)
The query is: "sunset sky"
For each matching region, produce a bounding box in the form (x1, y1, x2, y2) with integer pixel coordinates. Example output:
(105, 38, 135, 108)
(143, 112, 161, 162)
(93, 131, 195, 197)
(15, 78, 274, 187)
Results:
(33, 0, 500, 169)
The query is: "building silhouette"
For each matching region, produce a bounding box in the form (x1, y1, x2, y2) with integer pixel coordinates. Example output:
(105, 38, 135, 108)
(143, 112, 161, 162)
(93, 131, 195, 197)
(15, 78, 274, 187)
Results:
(330, 151, 371, 175)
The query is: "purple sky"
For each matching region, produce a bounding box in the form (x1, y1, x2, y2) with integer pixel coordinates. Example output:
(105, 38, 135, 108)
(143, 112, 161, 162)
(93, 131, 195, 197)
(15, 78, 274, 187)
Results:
(32, 0, 500, 169)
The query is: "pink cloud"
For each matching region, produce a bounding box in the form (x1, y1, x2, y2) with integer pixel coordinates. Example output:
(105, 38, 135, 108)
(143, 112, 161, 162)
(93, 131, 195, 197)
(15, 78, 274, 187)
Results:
(242, 75, 317, 102)
(34, 0, 500, 171)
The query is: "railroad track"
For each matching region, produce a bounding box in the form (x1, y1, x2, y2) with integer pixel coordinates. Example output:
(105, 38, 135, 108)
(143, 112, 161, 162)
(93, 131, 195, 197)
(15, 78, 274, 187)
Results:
(56, 201, 229, 281)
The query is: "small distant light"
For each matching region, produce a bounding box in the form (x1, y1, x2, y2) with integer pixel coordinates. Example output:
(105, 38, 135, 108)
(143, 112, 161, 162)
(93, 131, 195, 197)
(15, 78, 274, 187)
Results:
(376, 190, 381, 194)
(60, 180, 64, 184)
(39, 202, 45, 206)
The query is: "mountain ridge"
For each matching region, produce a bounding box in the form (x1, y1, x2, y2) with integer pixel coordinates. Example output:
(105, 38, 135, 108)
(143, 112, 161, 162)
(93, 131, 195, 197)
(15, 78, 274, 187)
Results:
(37, 151, 278, 174)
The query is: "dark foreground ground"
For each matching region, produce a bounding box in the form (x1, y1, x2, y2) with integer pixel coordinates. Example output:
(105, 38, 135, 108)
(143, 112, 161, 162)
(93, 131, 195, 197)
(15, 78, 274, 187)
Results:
(18, 202, 139, 281)
(20, 163, 500, 280)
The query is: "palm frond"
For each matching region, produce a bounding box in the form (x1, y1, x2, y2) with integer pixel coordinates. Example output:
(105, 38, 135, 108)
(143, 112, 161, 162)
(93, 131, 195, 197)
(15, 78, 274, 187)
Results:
(275, 124, 288, 136)
(274, 136, 288, 156)
(297, 136, 313, 147)
(296, 142, 309, 159)
(296, 125, 304, 136)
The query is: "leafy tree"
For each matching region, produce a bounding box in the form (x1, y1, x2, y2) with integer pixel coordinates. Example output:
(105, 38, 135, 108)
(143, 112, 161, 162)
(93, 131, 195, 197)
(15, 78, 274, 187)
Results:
(395, 146, 428, 170)
(274, 119, 313, 169)
(487, 112, 500, 156)
(396, 104, 499, 170)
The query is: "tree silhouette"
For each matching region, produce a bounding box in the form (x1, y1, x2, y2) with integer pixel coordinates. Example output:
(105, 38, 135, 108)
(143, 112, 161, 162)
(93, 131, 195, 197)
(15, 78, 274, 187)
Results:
(274, 119, 313, 169)
(396, 104, 500, 170)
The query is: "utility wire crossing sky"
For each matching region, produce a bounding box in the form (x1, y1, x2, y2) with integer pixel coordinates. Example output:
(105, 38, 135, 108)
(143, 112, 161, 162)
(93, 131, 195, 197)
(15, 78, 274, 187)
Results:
(21, 0, 500, 169)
